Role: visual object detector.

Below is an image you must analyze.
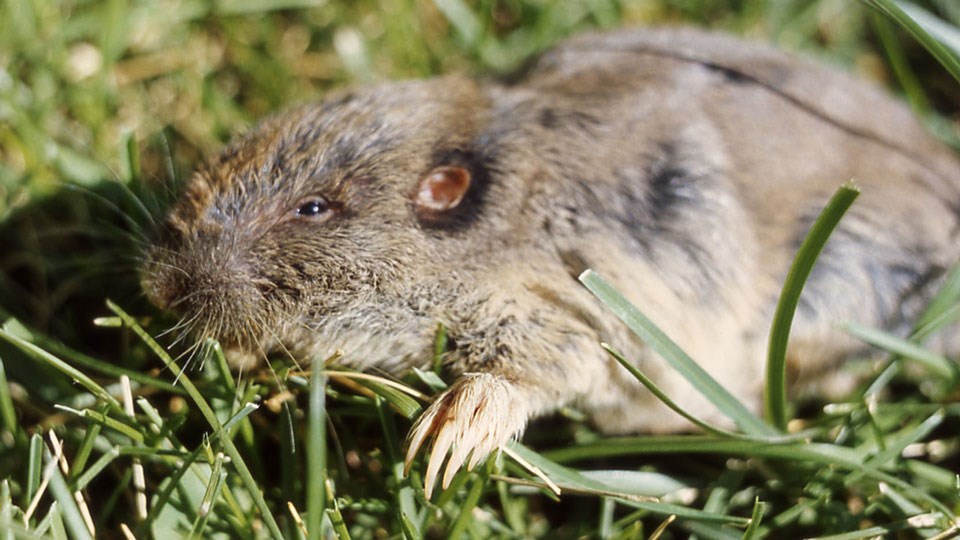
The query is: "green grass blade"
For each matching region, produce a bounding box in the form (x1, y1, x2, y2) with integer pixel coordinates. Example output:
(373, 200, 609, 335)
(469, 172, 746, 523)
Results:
(858, 410, 944, 476)
(72, 448, 120, 492)
(432, 323, 449, 374)
(0, 353, 23, 447)
(18, 317, 185, 395)
(188, 452, 225, 539)
(398, 508, 422, 540)
(25, 434, 42, 510)
(54, 406, 143, 443)
(579, 470, 689, 498)
(1, 480, 11, 540)
(69, 416, 102, 476)
(765, 183, 859, 430)
(863, 0, 960, 84)
(601, 344, 751, 439)
(45, 449, 93, 540)
(904, 460, 959, 492)
(0, 327, 122, 412)
(840, 321, 958, 379)
(543, 436, 952, 515)
(700, 467, 744, 517)
(374, 397, 407, 528)
(447, 473, 486, 540)
(141, 444, 208, 532)
(433, 0, 482, 46)
(681, 521, 742, 540)
(807, 525, 907, 540)
(598, 498, 615, 539)
(605, 493, 746, 524)
(411, 367, 447, 393)
(880, 485, 925, 522)
(120, 131, 140, 183)
(48, 502, 67, 540)
(742, 497, 765, 540)
(912, 303, 960, 344)
(869, 10, 932, 113)
(0, 518, 48, 540)
(914, 262, 960, 338)
(897, 2, 960, 56)
(106, 300, 285, 540)
(507, 442, 750, 525)
(307, 366, 326, 540)
(349, 375, 421, 419)
(221, 403, 259, 433)
(806, 511, 946, 540)
(494, 460, 526, 535)
(579, 271, 777, 437)
(326, 480, 351, 540)
(543, 436, 862, 467)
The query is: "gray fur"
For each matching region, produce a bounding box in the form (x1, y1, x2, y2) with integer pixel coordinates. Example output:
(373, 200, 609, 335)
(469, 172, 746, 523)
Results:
(142, 27, 960, 495)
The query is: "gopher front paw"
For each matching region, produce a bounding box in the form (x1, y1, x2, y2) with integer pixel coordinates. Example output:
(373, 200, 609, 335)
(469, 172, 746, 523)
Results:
(404, 373, 527, 498)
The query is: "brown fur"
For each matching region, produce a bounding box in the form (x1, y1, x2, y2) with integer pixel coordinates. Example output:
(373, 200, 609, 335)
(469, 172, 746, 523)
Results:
(142, 28, 960, 497)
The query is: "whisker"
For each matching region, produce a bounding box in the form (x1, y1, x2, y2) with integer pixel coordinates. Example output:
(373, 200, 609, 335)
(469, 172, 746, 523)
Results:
(167, 310, 202, 345)
(263, 322, 303, 372)
(172, 322, 212, 384)
(62, 183, 152, 241)
(196, 339, 217, 372)
(146, 260, 193, 282)
(113, 174, 162, 229)
(160, 311, 201, 340)
(167, 289, 209, 312)
(171, 319, 207, 357)
(159, 315, 193, 338)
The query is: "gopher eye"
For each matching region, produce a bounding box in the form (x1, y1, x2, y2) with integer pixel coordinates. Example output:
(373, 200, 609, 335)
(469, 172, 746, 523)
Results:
(294, 197, 332, 218)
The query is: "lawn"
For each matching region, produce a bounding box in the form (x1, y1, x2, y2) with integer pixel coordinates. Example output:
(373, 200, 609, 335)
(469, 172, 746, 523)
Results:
(2, 0, 960, 538)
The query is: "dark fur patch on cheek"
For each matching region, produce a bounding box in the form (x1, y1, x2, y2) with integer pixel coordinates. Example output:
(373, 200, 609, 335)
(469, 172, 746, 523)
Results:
(537, 107, 602, 131)
(613, 142, 703, 242)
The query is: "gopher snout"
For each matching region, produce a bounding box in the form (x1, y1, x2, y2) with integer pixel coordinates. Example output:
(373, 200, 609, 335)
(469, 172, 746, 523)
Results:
(141, 227, 270, 353)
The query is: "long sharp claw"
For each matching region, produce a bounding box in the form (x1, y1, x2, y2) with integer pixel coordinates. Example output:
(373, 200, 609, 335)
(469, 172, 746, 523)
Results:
(403, 373, 527, 500)
(404, 405, 440, 476)
(466, 443, 488, 471)
(423, 418, 456, 499)
(442, 444, 472, 489)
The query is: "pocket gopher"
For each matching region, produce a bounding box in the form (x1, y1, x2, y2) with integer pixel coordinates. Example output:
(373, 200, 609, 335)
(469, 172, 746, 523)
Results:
(142, 27, 960, 497)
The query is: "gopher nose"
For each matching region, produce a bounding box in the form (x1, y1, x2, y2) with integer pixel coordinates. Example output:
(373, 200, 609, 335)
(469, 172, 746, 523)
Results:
(141, 254, 182, 311)
(141, 225, 245, 314)
(143, 252, 250, 315)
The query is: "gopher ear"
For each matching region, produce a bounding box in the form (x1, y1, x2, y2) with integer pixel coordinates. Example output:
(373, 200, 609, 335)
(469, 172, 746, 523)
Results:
(414, 166, 472, 213)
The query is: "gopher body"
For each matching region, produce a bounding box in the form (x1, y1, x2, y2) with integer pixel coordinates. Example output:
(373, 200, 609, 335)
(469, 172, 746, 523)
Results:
(143, 28, 960, 495)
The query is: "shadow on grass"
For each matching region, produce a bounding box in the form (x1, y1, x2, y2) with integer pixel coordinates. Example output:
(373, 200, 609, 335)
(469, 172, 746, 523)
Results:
(0, 174, 176, 416)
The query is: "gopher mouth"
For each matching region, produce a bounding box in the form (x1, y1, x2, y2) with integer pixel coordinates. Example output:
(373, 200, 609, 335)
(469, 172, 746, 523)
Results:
(222, 346, 264, 371)
(215, 329, 312, 371)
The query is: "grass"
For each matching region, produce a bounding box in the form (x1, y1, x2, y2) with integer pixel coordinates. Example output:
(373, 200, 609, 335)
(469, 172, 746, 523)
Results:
(2, 0, 960, 538)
